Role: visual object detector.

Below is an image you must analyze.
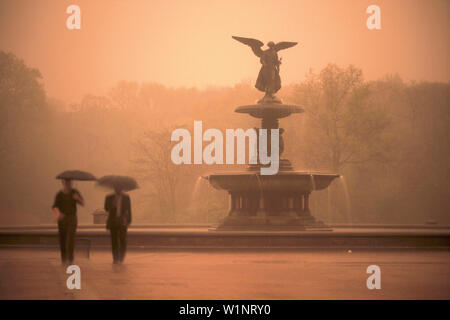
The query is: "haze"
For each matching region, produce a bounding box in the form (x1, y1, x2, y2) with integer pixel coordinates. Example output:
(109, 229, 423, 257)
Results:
(0, 0, 448, 103)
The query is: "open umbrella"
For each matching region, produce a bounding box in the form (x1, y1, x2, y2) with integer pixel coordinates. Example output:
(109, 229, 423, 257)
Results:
(96, 175, 139, 192)
(56, 170, 97, 181)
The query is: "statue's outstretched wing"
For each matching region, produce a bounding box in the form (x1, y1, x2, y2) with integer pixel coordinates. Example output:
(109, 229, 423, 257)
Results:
(232, 36, 264, 57)
(274, 41, 298, 52)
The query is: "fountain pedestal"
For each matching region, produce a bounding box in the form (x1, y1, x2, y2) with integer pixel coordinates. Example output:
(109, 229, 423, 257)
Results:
(206, 99, 339, 231)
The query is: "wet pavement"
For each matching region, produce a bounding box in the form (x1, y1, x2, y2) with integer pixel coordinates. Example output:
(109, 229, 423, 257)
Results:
(0, 248, 449, 299)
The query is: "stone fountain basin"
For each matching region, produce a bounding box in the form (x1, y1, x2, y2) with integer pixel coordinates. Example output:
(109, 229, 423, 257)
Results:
(235, 103, 304, 119)
(206, 171, 339, 193)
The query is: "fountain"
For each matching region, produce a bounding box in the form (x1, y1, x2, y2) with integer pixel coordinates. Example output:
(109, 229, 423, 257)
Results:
(203, 36, 339, 230)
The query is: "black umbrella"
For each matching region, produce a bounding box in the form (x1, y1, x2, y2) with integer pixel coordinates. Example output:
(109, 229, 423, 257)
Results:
(56, 170, 97, 181)
(96, 175, 139, 192)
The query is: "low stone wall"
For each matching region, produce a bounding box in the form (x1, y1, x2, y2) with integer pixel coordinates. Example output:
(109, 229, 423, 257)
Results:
(0, 226, 449, 249)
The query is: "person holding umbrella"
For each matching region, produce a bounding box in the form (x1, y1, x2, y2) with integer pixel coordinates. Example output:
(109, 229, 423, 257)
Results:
(53, 170, 96, 265)
(98, 175, 137, 264)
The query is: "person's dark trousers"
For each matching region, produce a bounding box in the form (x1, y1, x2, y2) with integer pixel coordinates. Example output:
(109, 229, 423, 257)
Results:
(57, 215, 77, 264)
(110, 225, 127, 263)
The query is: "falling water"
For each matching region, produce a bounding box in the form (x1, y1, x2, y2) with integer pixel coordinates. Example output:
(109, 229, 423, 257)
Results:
(192, 176, 207, 222)
(308, 174, 317, 215)
(255, 173, 264, 196)
(327, 187, 331, 223)
(310, 174, 316, 190)
(339, 175, 353, 224)
(192, 176, 204, 202)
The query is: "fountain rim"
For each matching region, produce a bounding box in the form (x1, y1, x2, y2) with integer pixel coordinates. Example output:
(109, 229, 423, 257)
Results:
(203, 171, 340, 178)
(235, 103, 304, 118)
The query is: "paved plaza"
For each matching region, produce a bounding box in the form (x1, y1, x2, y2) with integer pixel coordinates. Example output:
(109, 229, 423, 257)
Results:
(0, 248, 448, 299)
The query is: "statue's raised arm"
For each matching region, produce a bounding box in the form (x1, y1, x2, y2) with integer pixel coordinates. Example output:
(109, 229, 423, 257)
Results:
(232, 36, 298, 103)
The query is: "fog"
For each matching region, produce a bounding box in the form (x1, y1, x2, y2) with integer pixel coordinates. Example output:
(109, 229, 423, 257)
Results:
(0, 0, 448, 103)
(0, 0, 449, 226)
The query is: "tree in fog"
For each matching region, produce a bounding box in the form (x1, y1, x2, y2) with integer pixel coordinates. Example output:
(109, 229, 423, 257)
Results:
(394, 81, 450, 222)
(291, 64, 390, 172)
(132, 128, 191, 221)
(0, 51, 47, 160)
(132, 125, 229, 223)
(0, 52, 52, 223)
(0, 51, 46, 111)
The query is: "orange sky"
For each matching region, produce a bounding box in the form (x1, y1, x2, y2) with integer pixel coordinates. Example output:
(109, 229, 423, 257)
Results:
(0, 0, 448, 103)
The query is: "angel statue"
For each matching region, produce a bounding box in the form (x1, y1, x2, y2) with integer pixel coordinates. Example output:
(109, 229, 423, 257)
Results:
(232, 36, 297, 103)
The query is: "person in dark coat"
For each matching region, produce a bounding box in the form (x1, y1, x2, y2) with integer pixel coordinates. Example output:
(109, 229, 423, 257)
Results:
(104, 188, 132, 264)
(52, 179, 84, 264)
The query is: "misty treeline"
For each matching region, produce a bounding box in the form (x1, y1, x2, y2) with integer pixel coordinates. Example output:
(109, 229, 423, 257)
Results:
(0, 51, 449, 225)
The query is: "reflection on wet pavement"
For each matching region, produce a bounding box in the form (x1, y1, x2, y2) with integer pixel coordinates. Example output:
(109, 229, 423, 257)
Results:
(0, 248, 448, 299)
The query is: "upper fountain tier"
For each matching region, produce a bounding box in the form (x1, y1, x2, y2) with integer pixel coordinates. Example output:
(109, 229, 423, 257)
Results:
(235, 102, 303, 120)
